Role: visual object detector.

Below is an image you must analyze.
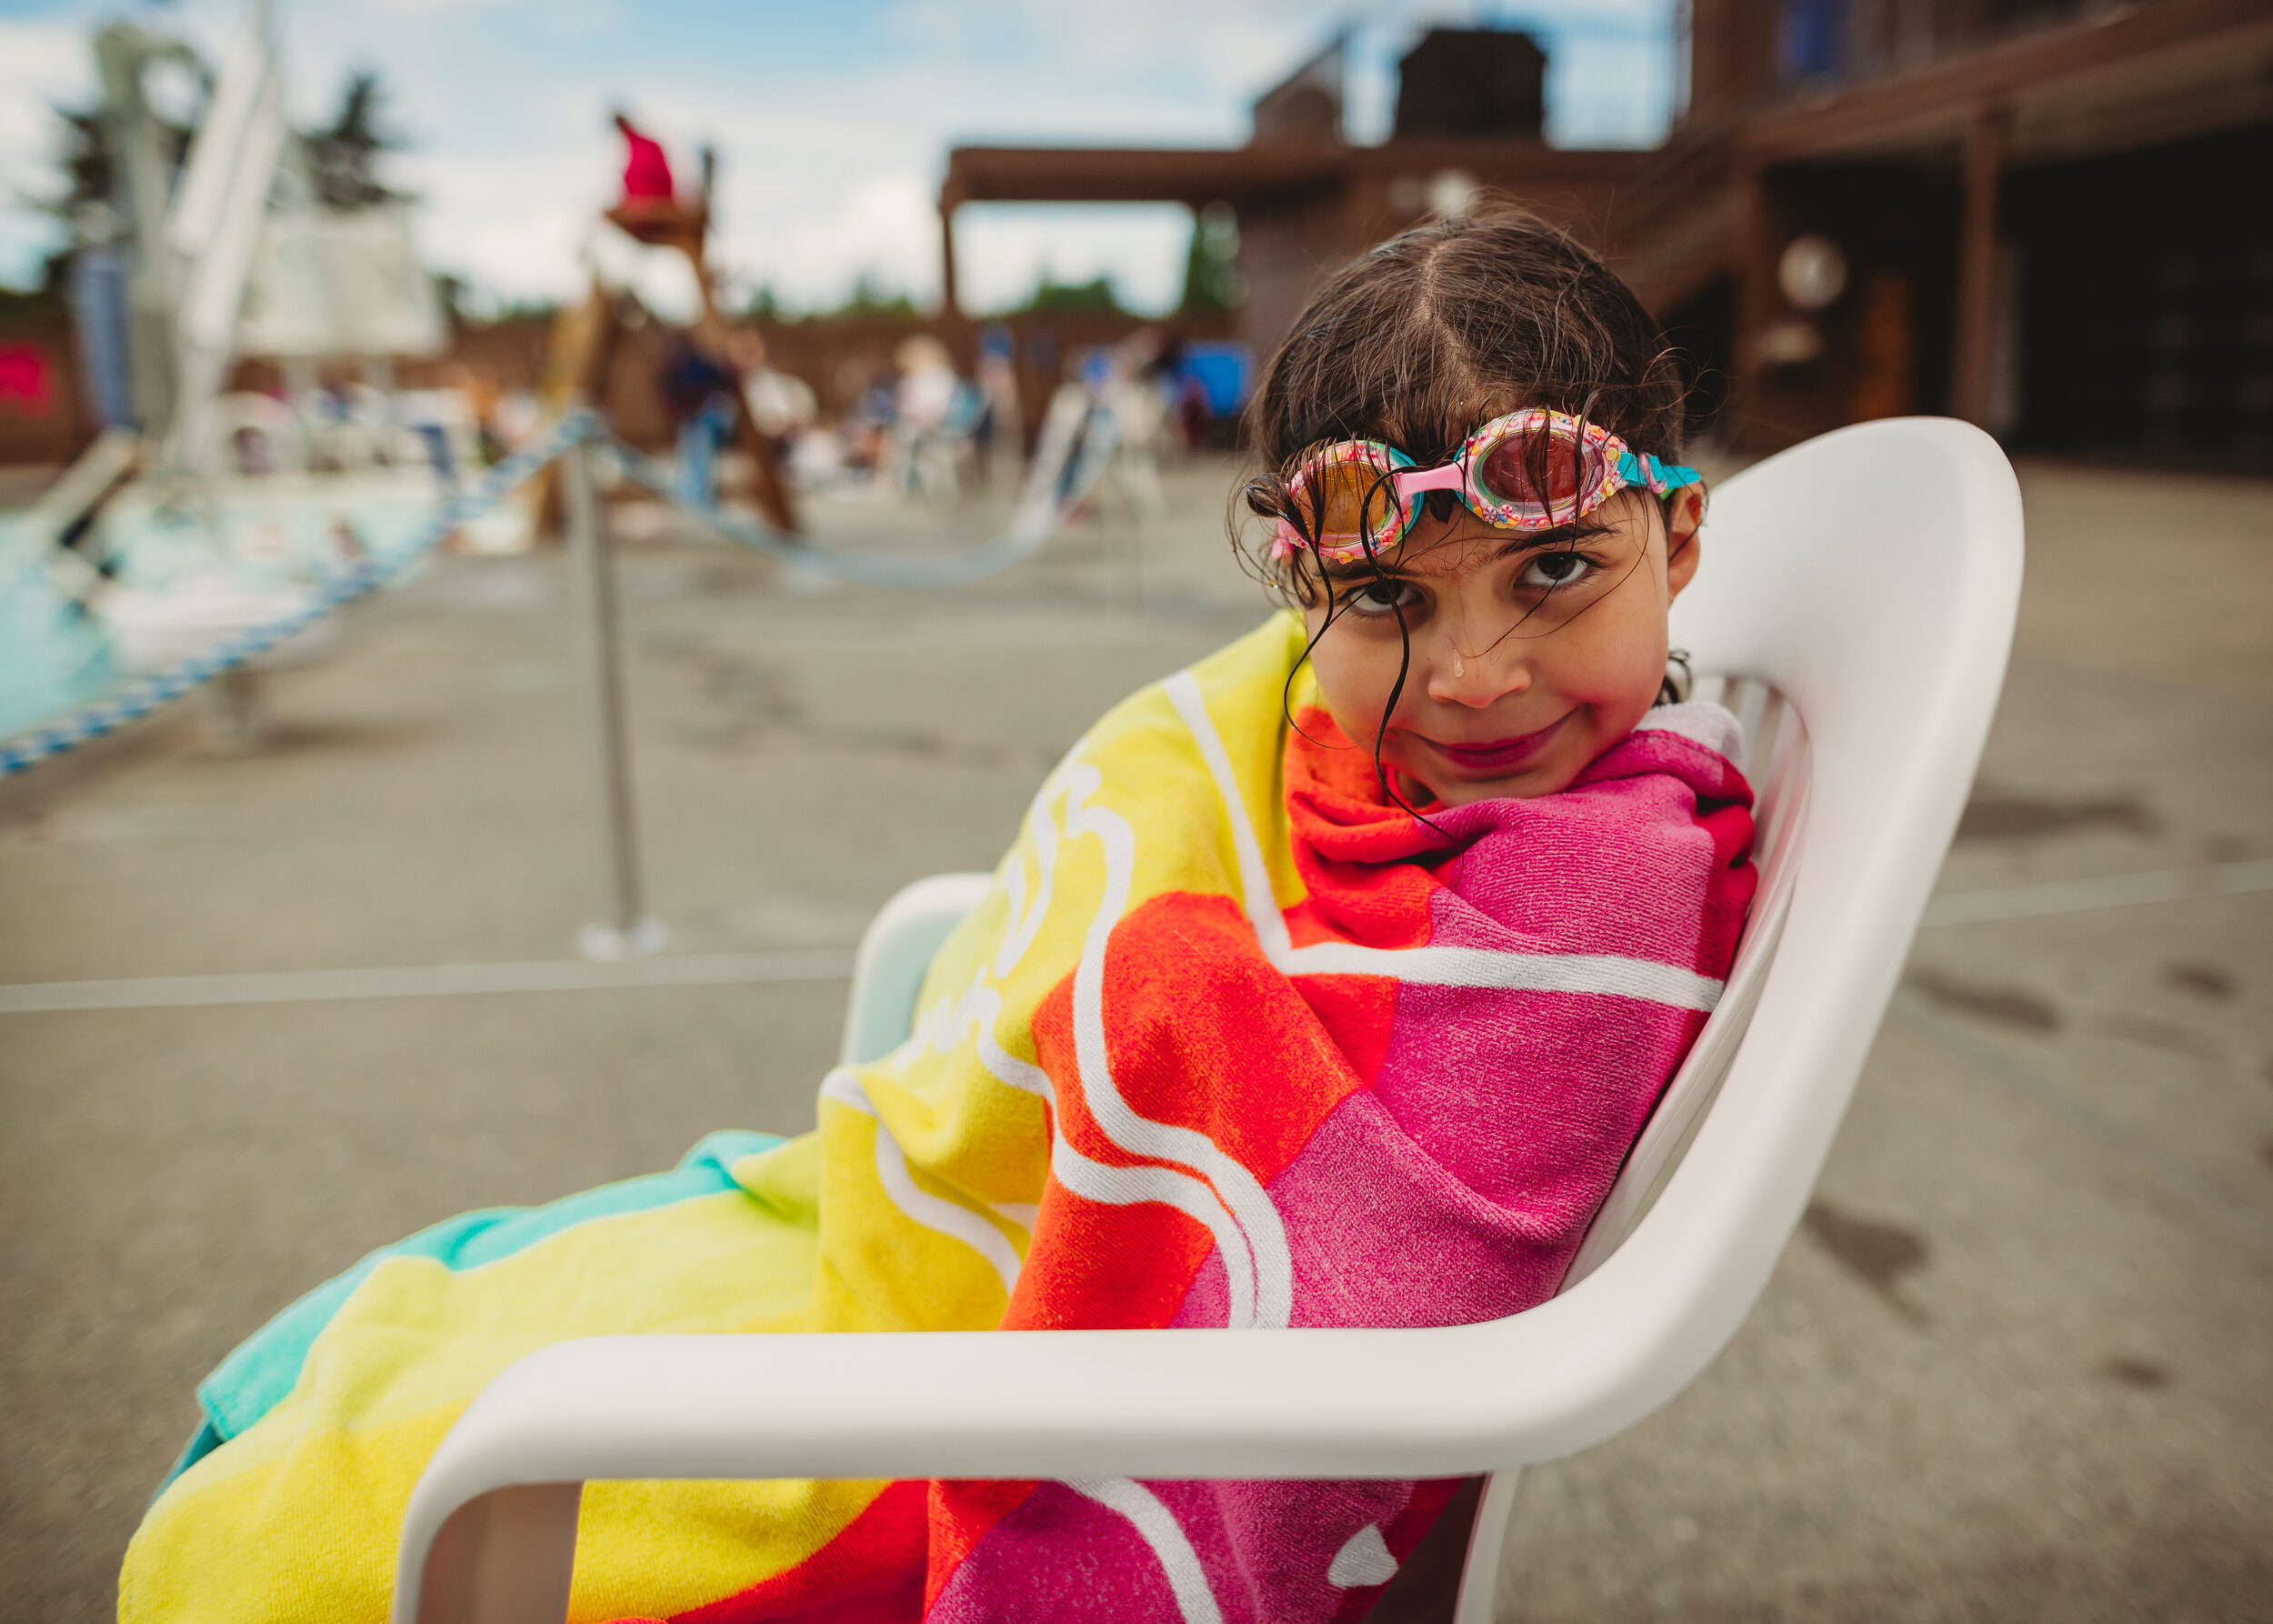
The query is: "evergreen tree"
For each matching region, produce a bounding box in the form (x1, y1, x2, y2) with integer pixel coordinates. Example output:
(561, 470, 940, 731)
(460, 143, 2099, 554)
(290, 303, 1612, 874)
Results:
(27, 103, 193, 227)
(1177, 203, 1239, 316)
(305, 69, 411, 211)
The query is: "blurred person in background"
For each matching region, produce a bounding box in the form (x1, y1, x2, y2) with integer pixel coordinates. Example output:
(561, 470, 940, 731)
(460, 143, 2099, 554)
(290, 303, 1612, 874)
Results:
(657, 332, 739, 510)
(883, 334, 978, 499)
(840, 358, 898, 476)
(613, 109, 674, 206)
(730, 327, 818, 465)
(974, 323, 1022, 482)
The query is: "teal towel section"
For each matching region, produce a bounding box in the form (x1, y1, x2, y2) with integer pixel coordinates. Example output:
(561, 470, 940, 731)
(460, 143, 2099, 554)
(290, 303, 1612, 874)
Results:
(170, 1130, 785, 1490)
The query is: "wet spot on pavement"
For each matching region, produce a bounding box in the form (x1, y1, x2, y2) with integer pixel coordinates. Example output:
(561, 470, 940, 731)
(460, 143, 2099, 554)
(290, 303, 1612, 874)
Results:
(1803, 1200, 1931, 1325)
(676, 654, 803, 748)
(2101, 1357, 2171, 1389)
(1906, 969, 2062, 1033)
(1954, 788, 2158, 843)
(254, 719, 432, 755)
(2165, 961, 2236, 1000)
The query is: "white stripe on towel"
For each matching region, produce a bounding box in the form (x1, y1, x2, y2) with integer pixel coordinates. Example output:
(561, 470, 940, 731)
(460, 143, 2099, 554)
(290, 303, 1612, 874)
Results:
(1280, 941, 1724, 1012)
(821, 1068, 1023, 1295)
(1066, 1477, 1225, 1624)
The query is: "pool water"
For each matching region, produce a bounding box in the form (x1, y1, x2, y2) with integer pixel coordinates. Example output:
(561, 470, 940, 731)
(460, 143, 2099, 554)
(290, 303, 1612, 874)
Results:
(0, 472, 451, 743)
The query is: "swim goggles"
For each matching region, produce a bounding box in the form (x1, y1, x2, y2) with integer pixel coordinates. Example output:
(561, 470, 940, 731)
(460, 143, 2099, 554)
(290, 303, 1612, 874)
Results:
(1270, 407, 1702, 564)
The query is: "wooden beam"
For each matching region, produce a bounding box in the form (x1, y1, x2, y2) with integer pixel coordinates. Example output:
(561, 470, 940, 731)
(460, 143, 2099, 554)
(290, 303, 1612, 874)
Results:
(1950, 101, 2009, 428)
(941, 145, 1344, 208)
(939, 202, 960, 322)
(937, 138, 1648, 213)
(1728, 160, 1778, 446)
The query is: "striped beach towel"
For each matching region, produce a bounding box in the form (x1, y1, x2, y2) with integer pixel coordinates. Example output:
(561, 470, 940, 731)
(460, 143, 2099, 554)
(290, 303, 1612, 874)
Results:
(122, 612, 1756, 1623)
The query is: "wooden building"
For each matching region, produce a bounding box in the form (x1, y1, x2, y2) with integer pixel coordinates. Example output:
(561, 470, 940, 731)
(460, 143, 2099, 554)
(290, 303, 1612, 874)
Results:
(940, 35, 1651, 369)
(940, 1, 2273, 461)
(1659, 0, 2273, 460)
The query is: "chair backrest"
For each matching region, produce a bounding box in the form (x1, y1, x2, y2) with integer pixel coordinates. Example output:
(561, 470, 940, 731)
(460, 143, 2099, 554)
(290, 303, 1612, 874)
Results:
(841, 872, 996, 1068)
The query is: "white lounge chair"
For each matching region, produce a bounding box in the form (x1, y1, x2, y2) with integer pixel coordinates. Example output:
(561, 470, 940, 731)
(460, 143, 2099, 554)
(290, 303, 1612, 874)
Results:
(392, 416, 2024, 1624)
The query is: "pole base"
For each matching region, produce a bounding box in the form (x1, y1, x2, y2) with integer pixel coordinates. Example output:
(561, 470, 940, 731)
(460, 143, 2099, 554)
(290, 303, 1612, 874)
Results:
(576, 917, 668, 961)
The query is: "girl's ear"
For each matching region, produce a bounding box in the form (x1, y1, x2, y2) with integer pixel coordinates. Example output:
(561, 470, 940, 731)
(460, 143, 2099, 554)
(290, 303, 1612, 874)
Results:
(1664, 486, 1704, 601)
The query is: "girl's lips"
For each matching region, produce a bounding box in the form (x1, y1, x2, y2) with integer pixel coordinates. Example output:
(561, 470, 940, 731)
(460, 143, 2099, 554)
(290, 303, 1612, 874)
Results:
(1416, 713, 1569, 775)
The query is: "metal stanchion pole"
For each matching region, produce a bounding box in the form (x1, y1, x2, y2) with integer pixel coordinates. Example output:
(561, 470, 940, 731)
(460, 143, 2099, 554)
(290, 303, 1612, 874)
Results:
(562, 433, 663, 959)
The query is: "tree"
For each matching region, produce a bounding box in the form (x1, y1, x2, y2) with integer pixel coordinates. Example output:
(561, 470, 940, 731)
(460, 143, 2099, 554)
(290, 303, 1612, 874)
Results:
(26, 103, 192, 228)
(1178, 202, 1239, 316)
(304, 69, 411, 211)
(35, 106, 116, 224)
(26, 63, 411, 238)
(820, 273, 920, 322)
(1016, 272, 1126, 316)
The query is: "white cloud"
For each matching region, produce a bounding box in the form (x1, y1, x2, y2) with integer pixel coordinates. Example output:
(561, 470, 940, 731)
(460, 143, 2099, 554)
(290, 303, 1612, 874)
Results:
(884, 0, 1319, 127)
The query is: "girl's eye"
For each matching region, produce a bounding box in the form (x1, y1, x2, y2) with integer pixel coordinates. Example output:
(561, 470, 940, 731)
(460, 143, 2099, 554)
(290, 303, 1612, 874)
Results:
(1517, 551, 1595, 591)
(1340, 579, 1422, 617)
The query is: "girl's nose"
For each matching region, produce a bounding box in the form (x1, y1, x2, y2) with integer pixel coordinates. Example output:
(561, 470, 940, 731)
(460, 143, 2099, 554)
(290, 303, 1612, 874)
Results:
(1424, 635, 1532, 707)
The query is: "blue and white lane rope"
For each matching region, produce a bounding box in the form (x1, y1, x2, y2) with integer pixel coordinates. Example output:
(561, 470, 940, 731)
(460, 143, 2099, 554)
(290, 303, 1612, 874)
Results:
(0, 411, 597, 780)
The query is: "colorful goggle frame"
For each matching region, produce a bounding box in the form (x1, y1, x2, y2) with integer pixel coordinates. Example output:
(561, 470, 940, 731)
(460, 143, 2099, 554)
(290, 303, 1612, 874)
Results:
(1269, 407, 1703, 564)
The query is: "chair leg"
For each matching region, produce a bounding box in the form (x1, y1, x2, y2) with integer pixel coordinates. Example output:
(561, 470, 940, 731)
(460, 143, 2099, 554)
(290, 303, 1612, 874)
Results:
(413, 1481, 583, 1624)
(1451, 1470, 1522, 1624)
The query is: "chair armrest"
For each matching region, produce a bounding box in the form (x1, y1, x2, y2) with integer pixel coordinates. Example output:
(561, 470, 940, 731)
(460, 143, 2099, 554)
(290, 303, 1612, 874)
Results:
(393, 1275, 1716, 1624)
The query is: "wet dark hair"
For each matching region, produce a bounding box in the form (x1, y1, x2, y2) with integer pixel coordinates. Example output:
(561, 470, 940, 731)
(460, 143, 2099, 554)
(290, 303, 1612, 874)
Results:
(1232, 204, 1695, 812)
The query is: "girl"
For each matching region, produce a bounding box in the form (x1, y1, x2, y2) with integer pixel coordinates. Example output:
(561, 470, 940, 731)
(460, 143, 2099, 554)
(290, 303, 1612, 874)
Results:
(123, 209, 1756, 1624)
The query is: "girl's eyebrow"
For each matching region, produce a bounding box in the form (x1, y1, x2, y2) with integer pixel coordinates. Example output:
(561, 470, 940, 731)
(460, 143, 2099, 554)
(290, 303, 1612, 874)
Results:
(1491, 520, 1614, 557)
(1320, 556, 1419, 584)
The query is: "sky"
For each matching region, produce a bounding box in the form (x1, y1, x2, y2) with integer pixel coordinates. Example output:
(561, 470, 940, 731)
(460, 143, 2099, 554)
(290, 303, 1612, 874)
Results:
(0, 0, 1681, 316)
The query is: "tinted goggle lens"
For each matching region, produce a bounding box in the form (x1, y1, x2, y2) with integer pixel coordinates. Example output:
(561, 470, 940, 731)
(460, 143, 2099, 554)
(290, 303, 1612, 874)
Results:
(1296, 455, 1407, 546)
(1474, 426, 1612, 523)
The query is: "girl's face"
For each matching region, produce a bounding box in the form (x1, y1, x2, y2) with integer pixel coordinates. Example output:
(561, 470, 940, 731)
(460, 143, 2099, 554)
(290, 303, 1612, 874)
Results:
(1297, 486, 1703, 806)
